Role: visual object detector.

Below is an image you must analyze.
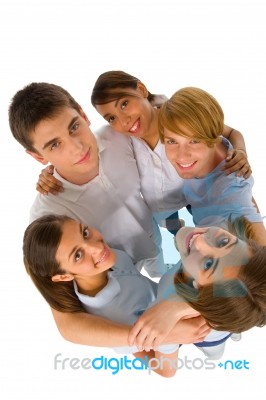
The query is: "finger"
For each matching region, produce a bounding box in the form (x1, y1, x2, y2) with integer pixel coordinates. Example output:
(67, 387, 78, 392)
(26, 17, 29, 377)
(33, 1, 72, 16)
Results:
(128, 323, 143, 346)
(225, 150, 233, 161)
(143, 336, 157, 352)
(36, 184, 48, 196)
(40, 171, 63, 187)
(37, 180, 61, 193)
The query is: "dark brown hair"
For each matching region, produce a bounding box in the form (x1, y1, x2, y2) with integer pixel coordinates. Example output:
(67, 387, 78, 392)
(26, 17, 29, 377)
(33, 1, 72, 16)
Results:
(9, 82, 81, 152)
(23, 214, 84, 312)
(91, 70, 155, 106)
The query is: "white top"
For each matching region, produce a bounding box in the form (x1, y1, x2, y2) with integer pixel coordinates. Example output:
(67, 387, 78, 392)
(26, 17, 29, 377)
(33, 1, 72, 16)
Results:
(30, 126, 165, 277)
(131, 136, 187, 224)
(73, 249, 178, 354)
(182, 137, 263, 227)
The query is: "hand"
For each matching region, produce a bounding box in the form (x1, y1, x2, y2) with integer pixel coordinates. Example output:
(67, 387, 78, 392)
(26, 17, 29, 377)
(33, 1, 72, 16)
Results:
(166, 316, 211, 346)
(128, 300, 200, 351)
(222, 149, 252, 178)
(36, 165, 64, 195)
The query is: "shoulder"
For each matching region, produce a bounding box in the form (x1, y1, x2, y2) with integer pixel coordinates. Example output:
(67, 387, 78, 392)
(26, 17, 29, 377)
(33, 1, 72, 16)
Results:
(112, 249, 137, 275)
(95, 125, 131, 145)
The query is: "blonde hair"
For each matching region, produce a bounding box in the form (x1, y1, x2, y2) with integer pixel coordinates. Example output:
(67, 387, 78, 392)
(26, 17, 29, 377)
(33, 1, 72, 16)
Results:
(158, 87, 224, 147)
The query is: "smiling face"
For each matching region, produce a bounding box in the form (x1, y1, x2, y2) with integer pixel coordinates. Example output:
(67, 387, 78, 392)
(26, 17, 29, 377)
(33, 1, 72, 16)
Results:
(175, 226, 251, 286)
(27, 107, 99, 185)
(95, 83, 158, 141)
(163, 124, 225, 179)
(54, 220, 116, 282)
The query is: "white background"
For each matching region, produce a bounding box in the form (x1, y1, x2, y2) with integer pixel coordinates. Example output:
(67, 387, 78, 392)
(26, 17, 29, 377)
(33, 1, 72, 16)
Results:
(0, 0, 265, 398)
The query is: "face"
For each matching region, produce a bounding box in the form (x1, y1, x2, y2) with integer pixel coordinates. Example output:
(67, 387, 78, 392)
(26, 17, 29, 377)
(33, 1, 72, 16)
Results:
(175, 226, 250, 286)
(95, 83, 156, 140)
(27, 107, 99, 185)
(163, 125, 220, 179)
(54, 220, 116, 280)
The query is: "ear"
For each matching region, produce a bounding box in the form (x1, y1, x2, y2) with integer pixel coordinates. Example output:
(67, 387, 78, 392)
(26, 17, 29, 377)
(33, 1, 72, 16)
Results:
(51, 274, 74, 283)
(137, 81, 149, 98)
(26, 149, 49, 165)
(78, 105, 91, 126)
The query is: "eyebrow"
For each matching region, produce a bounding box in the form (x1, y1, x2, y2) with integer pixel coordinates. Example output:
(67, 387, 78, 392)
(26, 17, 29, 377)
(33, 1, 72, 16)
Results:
(103, 99, 120, 119)
(68, 223, 83, 261)
(207, 239, 238, 278)
(42, 116, 80, 150)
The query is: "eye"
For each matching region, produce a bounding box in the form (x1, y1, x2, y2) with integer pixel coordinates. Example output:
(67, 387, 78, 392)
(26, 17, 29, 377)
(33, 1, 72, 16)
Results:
(121, 100, 128, 110)
(107, 116, 115, 124)
(191, 139, 200, 144)
(74, 250, 83, 262)
(83, 226, 90, 239)
(70, 122, 79, 133)
(50, 142, 60, 150)
(218, 237, 230, 248)
(165, 138, 177, 145)
(203, 258, 214, 271)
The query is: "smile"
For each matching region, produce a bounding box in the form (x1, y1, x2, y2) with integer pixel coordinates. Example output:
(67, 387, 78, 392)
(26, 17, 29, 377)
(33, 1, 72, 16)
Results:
(75, 150, 90, 164)
(186, 232, 202, 252)
(95, 245, 110, 266)
(177, 161, 197, 169)
(129, 118, 140, 134)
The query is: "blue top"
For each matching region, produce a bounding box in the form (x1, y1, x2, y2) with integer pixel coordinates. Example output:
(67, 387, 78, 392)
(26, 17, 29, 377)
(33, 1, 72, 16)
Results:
(182, 137, 262, 228)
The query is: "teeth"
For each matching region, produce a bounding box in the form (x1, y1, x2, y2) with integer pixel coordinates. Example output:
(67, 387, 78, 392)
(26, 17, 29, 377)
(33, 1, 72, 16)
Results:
(179, 162, 194, 168)
(189, 234, 200, 250)
(129, 120, 139, 133)
(96, 247, 107, 265)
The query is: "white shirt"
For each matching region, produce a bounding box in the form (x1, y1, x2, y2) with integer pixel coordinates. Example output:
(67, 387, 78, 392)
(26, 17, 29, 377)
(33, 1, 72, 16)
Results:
(30, 126, 165, 277)
(131, 136, 187, 224)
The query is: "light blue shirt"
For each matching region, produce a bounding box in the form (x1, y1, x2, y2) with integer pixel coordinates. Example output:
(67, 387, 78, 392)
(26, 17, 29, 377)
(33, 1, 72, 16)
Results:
(182, 137, 262, 228)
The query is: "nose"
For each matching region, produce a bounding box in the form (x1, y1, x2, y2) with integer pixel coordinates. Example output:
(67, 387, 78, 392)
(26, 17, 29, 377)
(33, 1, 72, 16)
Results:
(119, 114, 131, 128)
(84, 230, 104, 258)
(193, 233, 214, 255)
(178, 144, 191, 160)
(68, 136, 83, 154)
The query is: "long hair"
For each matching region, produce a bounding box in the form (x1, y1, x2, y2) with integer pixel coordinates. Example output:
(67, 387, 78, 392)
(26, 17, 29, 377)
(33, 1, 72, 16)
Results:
(23, 214, 84, 313)
(91, 70, 155, 106)
(175, 218, 266, 332)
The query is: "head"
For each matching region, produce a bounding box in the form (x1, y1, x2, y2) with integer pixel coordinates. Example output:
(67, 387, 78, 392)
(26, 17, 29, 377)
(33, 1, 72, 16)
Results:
(158, 87, 225, 178)
(91, 70, 157, 139)
(23, 215, 116, 312)
(174, 220, 266, 332)
(9, 83, 99, 184)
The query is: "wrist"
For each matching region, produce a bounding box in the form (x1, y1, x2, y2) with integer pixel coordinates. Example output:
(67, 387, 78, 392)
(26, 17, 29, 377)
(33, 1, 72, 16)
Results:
(235, 148, 247, 155)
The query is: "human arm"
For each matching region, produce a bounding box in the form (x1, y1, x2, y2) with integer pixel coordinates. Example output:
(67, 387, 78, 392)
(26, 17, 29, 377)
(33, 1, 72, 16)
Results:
(128, 299, 210, 351)
(36, 165, 63, 195)
(51, 308, 131, 347)
(51, 305, 209, 349)
(222, 125, 252, 178)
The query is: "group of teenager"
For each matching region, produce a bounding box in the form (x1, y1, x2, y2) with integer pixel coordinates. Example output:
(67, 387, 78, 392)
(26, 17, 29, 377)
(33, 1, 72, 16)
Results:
(9, 71, 266, 378)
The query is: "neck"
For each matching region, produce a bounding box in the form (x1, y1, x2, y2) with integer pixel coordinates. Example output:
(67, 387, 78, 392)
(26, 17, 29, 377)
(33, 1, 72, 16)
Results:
(75, 272, 109, 297)
(57, 163, 99, 185)
(201, 141, 227, 177)
(142, 108, 160, 150)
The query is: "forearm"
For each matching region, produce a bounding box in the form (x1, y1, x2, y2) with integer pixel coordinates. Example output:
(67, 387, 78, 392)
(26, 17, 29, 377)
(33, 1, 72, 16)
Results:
(223, 125, 247, 154)
(51, 308, 130, 347)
